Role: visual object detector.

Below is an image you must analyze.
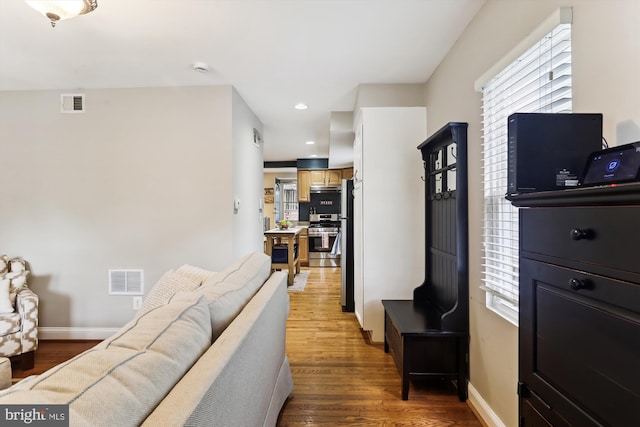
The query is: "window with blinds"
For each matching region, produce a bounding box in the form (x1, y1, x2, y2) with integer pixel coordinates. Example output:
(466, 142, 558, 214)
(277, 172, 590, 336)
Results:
(275, 178, 298, 222)
(480, 21, 572, 325)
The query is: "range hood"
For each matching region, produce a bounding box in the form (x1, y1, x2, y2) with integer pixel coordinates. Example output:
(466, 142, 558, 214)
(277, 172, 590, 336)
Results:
(310, 185, 341, 193)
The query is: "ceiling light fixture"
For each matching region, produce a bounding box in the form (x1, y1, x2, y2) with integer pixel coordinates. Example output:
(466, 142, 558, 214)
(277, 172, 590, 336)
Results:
(25, 0, 98, 27)
(193, 62, 210, 73)
(294, 103, 308, 110)
(305, 141, 315, 145)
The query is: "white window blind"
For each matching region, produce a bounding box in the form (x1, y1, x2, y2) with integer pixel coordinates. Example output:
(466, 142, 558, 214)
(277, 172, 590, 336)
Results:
(480, 22, 572, 325)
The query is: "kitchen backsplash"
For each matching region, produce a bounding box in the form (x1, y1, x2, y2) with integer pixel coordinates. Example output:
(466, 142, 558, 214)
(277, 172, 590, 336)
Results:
(299, 192, 341, 220)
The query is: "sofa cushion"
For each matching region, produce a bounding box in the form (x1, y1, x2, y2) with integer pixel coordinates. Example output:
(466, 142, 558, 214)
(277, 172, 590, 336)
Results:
(0, 293, 212, 426)
(195, 252, 271, 340)
(136, 270, 201, 317)
(0, 278, 12, 314)
(0, 312, 20, 336)
(175, 264, 218, 284)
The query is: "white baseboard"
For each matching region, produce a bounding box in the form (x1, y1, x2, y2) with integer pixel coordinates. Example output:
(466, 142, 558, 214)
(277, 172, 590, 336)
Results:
(39, 327, 119, 340)
(468, 382, 507, 427)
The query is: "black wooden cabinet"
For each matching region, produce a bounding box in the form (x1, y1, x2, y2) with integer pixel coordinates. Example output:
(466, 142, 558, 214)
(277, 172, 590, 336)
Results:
(510, 185, 640, 427)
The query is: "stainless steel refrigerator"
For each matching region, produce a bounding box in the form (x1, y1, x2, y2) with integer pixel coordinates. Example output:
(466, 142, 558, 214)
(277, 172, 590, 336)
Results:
(340, 178, 354, 312)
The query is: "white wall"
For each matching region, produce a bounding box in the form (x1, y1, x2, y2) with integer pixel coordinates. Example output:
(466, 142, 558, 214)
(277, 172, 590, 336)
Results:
(232, 88, 266, 258)
(423, 1, 640, 425)
(0, 85, 264, 334)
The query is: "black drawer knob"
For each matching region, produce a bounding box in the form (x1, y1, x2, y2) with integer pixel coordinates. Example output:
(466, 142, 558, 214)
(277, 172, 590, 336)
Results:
(570, 228, 592, 240)
(569, 278, 589, 290)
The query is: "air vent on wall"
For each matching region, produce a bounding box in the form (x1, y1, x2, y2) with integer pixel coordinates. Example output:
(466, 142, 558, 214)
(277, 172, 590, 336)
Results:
(61, 94, 85, 113)
(108, 269, 144, 295)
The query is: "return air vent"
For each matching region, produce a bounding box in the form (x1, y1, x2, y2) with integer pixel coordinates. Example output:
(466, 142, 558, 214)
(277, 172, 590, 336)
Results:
(108, 269, 144, 295)
(61, 94, 85, 113)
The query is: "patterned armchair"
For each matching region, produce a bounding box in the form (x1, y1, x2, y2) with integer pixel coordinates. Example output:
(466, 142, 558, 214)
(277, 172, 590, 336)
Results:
(0, 256, 38, 370)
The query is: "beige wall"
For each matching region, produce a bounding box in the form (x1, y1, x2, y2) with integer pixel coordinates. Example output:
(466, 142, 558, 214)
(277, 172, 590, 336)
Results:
(423, 1, 640, 425)
(0, 85, 264, 334)
(232, 88, 267, 256)
(354, 83, 426, 111)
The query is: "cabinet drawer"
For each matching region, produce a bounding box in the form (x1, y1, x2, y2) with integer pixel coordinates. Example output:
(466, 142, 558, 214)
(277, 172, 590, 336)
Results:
(521, 206, 640, 273)
(385, 313, 403, 372)
(520, 259, 640, 426)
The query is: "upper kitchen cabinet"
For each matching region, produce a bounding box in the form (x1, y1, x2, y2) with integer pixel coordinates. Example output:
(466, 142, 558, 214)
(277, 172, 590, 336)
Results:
(310, 170, 327, 186)
(299, 169, 343, 202)
(297, 170, 311, 202)
(326, 169, 342, 186)
(352, 106, 427, 342)
(342, 167, 354, 180)
(310, 169, 342, 186)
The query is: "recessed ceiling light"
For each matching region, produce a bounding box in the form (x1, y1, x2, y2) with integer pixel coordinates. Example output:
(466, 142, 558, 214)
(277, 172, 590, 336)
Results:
(294, 103, 308, 110)
(305, 140, 315, 145)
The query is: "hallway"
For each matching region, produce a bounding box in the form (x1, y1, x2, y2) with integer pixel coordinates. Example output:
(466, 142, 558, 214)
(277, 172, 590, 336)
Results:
(277, 267, 482, 426)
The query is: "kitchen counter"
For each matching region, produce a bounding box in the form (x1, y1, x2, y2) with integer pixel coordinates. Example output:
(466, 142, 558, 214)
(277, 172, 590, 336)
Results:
(264, 228, 301, 285)
(265, 227, 303, 235)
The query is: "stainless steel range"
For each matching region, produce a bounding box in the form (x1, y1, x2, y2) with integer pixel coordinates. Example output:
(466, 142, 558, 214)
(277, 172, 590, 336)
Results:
(308, 213, 340, 267)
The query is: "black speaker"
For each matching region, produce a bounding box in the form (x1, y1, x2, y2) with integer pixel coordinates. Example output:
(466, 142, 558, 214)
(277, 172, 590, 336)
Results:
(507, 113, 603, 195)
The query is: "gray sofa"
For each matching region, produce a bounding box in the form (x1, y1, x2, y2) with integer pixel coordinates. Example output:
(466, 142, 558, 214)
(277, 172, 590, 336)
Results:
(0, 252, 294, 427)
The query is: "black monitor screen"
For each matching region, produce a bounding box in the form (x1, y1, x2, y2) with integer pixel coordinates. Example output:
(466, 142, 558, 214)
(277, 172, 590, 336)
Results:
(581, 142, 640, 186)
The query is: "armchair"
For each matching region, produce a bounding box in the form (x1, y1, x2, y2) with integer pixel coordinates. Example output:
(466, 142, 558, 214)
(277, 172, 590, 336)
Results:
(0, 256, 38, 370)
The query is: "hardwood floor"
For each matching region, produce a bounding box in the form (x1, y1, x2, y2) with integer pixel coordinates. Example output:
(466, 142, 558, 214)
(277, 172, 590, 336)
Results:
(17, 267, 482, 426)
(13, 340, 100, 378)
(277, 267, 481, 426)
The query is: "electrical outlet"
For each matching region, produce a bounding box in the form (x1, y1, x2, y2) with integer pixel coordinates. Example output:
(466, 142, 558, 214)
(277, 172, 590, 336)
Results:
(133, 296, 142, 310)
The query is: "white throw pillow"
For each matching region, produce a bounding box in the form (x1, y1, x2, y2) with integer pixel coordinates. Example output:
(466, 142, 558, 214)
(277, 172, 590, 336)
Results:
(0, 278, 14, 314)
(175, 264, 218, 284)
(136, 270, 201, 317)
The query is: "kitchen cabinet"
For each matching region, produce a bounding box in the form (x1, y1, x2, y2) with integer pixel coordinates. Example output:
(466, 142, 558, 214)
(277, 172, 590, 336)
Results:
(298, 169, 342, 202)
(341, 167, 354, 180)
(309, 169, 342, 186)
(310, 170, 327, 186)
(352, 106, 427, 342)
(326, 169, 342, 185)
(297, 170, 310, 202)
(299, 227, 309, 266)
(509, 185, 640, 427)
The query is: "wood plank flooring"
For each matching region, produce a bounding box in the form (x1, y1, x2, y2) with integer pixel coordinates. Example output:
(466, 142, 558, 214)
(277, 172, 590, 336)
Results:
(277, 267, 482, 426)
(15, 267, 482, 426)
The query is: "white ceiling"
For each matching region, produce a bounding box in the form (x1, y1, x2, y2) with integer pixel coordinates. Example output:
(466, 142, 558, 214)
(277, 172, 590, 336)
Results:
(0, 0, 485, 166)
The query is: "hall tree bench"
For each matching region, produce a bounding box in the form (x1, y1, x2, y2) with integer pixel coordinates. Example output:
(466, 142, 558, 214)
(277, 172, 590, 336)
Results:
(383, 122, 469, 401)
